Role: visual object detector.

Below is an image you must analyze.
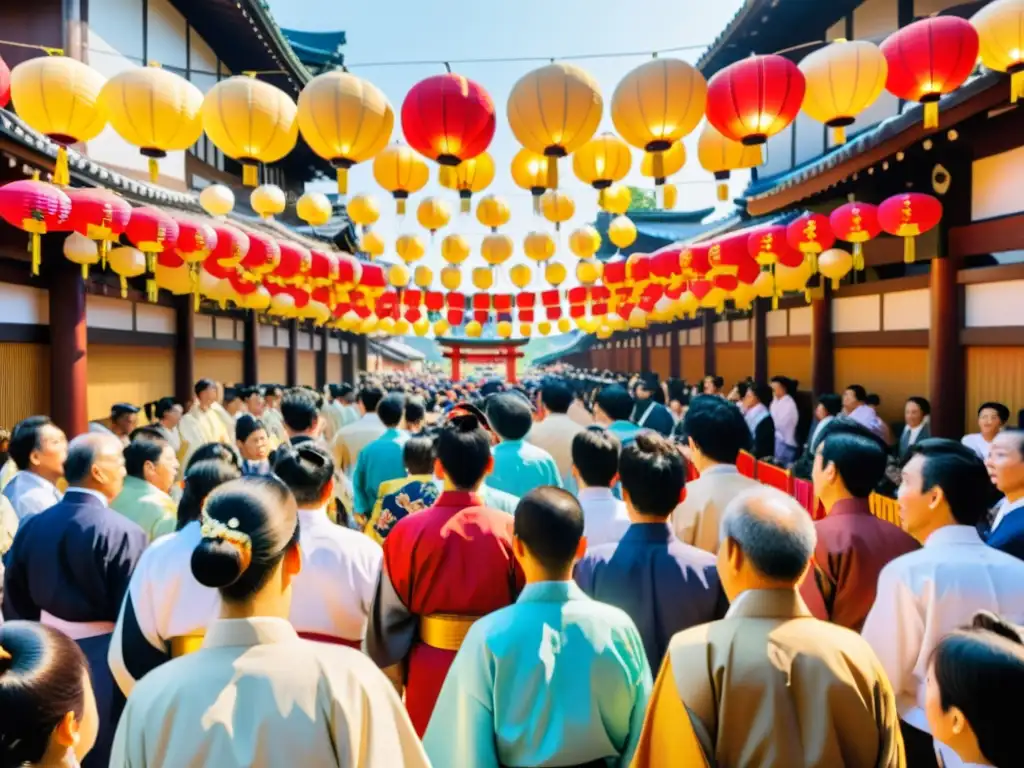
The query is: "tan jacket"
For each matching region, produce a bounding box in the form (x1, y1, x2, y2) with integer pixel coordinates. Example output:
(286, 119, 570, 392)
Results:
(632, 589, 905, 768)
(672, 466, 760, 553)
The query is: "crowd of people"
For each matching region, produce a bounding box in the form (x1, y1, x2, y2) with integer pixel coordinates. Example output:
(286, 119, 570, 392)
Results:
(0, 363, 1021, 767)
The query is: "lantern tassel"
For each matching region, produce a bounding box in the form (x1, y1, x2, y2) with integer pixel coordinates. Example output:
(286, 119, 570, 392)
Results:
(460, 196, 470, 214)
(396, 199, 406, 216)
(243, 164, 258, 187)
(717, 182, 728, 202)
(119, 276, 127, 298)
(30, 234, 40, 276)
(100, 240, 109, 270)
(146, 253, 156, 274)
(147, 279, 157, 303)
(904, 237, 915, 264)
(598, 188, 606, 210)
(1013, 71, 1024, 103)
(336, 167, 348, 197)
(853, 242, 864, 271)
(663, 184, 677, 210)
(546, 156, 558, 190)
(832, 277, 840, 290)
(438, 166, 456, 189)
(81, 264, 89, 280)
(808, 251, 818, 275)
(533, 194, 541, 215)
(148, 157, 159, 183)
(923, 101, 939, 130)
(53, 146, 70, 187)
(833, 126, 846, 145)
(651, 150, 665, 181)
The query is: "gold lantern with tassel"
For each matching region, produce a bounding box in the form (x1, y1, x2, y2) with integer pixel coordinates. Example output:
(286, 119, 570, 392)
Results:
(818, 248, 854, 290)
(509, 264, 533, 289)
(361, 230, 386, 259)
(250, 185, 286, 220)
(607, 216, 637, 250)
(540, 190, 575, 232)
(800, 40, 887, 144)
(698, 122, 762, 202)
(569, 225, 601, 260)
(414, 265, 434, 288)
(472, 266, 494, 291)
(481, 233, 514, 266)
(973, 0, 1024, 103)
(545, 262, 567, 287)
(476, 194, 510, 230)
(572, 132, 632, 207)
(640, 141, 685, 209)
(413, 318, 430, 336)
(373, 143, 428, 215)
(347, 195, 380, 228)
(511, 148, 549, 214)
(296, 192, 333, 227)
(440, 234, 470, 265)
(496, 320, 513, 339)
(107, 246, 147, 298)
(523, 231, 556, 263)
(63, 232, 100, 279)
(433, 319, 450, 336)
(440, 265, 462, 290)
(465, 320, 483, 338)
(417, 196, 451, 235)
(440, 152, 495, 213)
(600, 183, 632, 215)
(199, 185, 235, 218)
(396, 234, 426, 264)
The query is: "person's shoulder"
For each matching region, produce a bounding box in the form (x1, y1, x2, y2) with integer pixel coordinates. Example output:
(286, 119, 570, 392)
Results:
(668, 619, 718, 654)
(666, 537, 718, 567)
(314, 520, 383, 559)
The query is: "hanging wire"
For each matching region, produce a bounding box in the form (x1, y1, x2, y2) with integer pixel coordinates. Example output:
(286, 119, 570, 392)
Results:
(0, 39, 64, 56)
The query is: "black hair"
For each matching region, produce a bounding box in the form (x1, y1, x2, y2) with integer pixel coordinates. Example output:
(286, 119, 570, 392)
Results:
(0, 622, 89, 768)
(191, 477, 300, 602)
(177, 458, 242, 528)
(404, 397, 426, 427)
(358, 386, 385, 412)
(111, 403, 140, 421)
(619, 432, 685, 517)
(865, 393, 881, 407)
(403, 434, 436, 475)
(194, 378, 216, 396)
(817, 393, 842, 418)
(154, 397, 178, 419)
(906, 396, 931, 416)
(129, 426, 165, 443)
(704, 375, 725, 390)
(123, 435, 170, 480)
(280, 390, 320, 433)
(486, 393, 533, 441)
(8, 416, 55, 471)
(377, 393, 407, 428)
(845, 384, 867, 403)
(436, 413, 492, 490)
(817, 418, 888, 499)
(541, 380, 573, 414)
(328, 384, 344, 399)
(595, 384, 634, 422)
(978, 401, 1011, 424)
(770, 376, 798, 396)
(513, 487, 584, 573)
(235, 414, 267, 444)
(750, 381, 773, 406)
(571, 427, 620, 488)
(930, 623, 1024, 768)
(683, 395, 752, 464)
(906, 439, 993, 526)
(223, 387, 241, 404)
(185, 442, 241, 472)
(272, 443, 334, 506)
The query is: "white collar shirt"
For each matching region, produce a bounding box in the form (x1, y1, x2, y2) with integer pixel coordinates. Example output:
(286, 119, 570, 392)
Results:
(3, 470, 63, 521)
(991, 495, 1024, 532)
(578, 487, 632, 550)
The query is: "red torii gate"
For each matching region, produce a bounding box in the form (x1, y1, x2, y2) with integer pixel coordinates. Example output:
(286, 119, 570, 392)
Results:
(438, 337, 529, 383)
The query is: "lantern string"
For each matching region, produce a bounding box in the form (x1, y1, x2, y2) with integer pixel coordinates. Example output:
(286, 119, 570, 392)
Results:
(0, 40, 64, 55)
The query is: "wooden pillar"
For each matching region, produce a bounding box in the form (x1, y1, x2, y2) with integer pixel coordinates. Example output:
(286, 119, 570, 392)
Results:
(702, 311, 716, 376)
(669, 324, 681, 379)
(356, 335, 368, 375)
(285, 321, 298, 387)
(752, 298, 768, 382)
(174, 296, 195, 407)
(451, 345, 461, 381)
(243, 313, 259, 385)
(639, 331, 651, 373)
(506, 348, 517, 384)
(341, 335, 353, 385)
(49, 259, 88, 438)
(810, 285, 834, 399)
(929, 255, 963, 438)
(316, 327, 329, 389)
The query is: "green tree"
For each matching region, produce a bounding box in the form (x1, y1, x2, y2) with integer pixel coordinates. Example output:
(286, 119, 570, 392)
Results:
(628, 186, 656, 211)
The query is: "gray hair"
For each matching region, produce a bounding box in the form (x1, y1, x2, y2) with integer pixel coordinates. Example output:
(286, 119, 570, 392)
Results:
(64, 433, 121, 485)
(719, 486, 817, 582)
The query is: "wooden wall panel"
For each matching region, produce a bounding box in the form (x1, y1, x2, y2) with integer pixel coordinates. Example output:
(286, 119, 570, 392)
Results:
(718, 345, 753, 388)
(682, 347, 704, 383)
(297, 351, 317, 387)
(650, 347, 671, 380)
(835, 347, 930, 424)
(629, 347, 641, 372)
(260, 348, 287, 385)
(0, 343, 50, 428)
(194, 349, 243, 386)
(965, 347, 1024, 432)
(327, 353, 342, 384)
(87, 345, 174, 421)
(768, 342, 811, 387)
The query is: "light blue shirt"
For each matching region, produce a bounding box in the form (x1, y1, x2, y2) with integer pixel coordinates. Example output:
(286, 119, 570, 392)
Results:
(352, 428, 409, 516)
(423, 581, 652, 768)
(3, 470, 62, 522)
(489, 439, 562, 497)
(607, 420, 642, 446)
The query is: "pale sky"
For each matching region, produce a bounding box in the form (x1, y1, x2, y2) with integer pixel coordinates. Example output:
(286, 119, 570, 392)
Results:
(268, 0, 746, 296)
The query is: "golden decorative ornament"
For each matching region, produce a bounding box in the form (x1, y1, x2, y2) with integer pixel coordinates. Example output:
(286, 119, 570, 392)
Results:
(347, 194, 380, 227)
(361, 230, 385, 258)
(540, 190, 575, 230)
(817, 247, 854, 289)
(537, 321, 552, 336)
(731, 281, 756, 309)
(601, 183, 632, 215)
(698, 286, 727, 312)
(519, 323, 533, 338)
(465, 320, 483, 338)
(154, 262, 193, 295)
(10, 56, 107, 186)
(394, 318, 411, 336)
(440, 265, 462, 290)
(698, 122, 763, 201)
(596, 324, 613, 340)
(510, 148, 549, 214)
(973, 0, 1024, 102)
(609, 314, 628, 331)
(509, 263, 533, 289)
(388, 263, 411, 288)
(250, 185, 286, 220)
(577, 316, 599, 333)
(572, 132, 632, 207)
(507, 63, 603, 188)
(800, 40, 887, 144)
(199, 185, 235, 218)
(63, 232, 100, 280)
(545, 261, 567, 286)
(557, 317, 571, 334)
(523, 231, 556, 262)
(107, 246, 147, 298)
(413, 318, 430, 336)
(202, 75, 298, 187)
(476, 194, 511, 230)
(677, 291, 699, 318)
(99, 63, 204, 182)
(360, 316, 379, 334)
(417, 196, 451, 233)
(378, 317, 396, 334)
(373, 143, 429, 214)
(753, 270, 775, 298)
(296, 192, 333, 227)
(569, 225, 602, 259)
(496, 320, 513, 339)
(433, 319, 450, 336)
(628, 307, 648, 329)
(440, 233, 471, 264)
(481, 233, 514, 266)
(775, 259, 814, 303)
(607, 215, 637, 250)
(244, 285, 271, 311)
(414, 265, 433, 288)
(339, 310, 359, 331)
(396, 233, 426, 264)
(298, 71, 393, 196)
(472, 266, 494, 291)
(440, 152, 495, 213)
(576, 260, 601, 285)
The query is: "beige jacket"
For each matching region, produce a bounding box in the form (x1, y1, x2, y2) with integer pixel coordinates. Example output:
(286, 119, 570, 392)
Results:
(672, 465, 760, 553)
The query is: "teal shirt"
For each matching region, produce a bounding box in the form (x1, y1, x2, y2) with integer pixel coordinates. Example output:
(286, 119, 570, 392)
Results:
(607, 419, 642, 445)
(480, 484, 519, 516)
(489, 439, 562, 497)
(352, 428, 409, 516)
(423, 581, 652, 768)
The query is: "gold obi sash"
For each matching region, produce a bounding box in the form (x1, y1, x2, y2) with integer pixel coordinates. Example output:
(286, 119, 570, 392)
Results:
(170, 633, 205, 658)
(419, 614, 480, 652)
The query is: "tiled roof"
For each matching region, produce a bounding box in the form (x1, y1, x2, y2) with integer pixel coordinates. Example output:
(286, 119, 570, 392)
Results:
(282, 29, 347, 69)
(534, 331, 593, 365)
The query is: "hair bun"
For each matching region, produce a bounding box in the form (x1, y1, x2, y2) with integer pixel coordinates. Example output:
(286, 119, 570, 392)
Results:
(191, 538, 246, 590)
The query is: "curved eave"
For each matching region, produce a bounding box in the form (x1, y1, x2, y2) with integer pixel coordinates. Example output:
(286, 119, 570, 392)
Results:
(437, 337, 531, 349)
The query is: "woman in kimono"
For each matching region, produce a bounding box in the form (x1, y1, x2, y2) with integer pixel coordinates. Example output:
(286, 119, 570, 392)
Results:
(109, 476, 428, 768)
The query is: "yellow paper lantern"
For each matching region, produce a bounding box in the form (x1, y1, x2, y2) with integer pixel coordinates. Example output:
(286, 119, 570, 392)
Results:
(753, 270, 775, 299)
(250, 185, 286, 220)
(378, 317, 396, 335)
(572, 132, 632, 206)
(465, 320, 483, 338)
(577, 316, 599, 333)
(481, 233, 514, 266)
(974, 0, 1024, 102)
(361, 230, 385, 258)
(413, 318, 430, 336)
(569, 226, 601, 259)
(520, 323, 533, 337)
(609, 314, 628, 331)
(628, 307, 648, 329)
(775, 260, 813, 303)
(441, 233, 471, 265)
(640, 141, 686, 182)
(298, 71, 394, 196)
(10, 56, 107, 186)
(202, 75, 298, 187)
(662, 183, 678, 210)
(154, 262, 193, 295)
(417, 196, 451, 233)
(545, 261, 567, 287)
(698, 122, 763, 202)
(557, 317, 571, 334)
(524, 231, 556, 262)
(63, 232, 100, 280)
(540, 190, 575, 230)
(601, 183, 632, 215)
(360, 316, 379, 334)
(596, 325, 613, 340)
(608, 216, 637, 250)
(243, 285, 271, 311)
(433, 319, 450, 336)
(507, 63, 603, 188)
(389, 264, 410, 288)
(347, 195, 380, 227)
(373, 143, 429, 214)
(537, 321, 552, 336)
(698, 286, 727, 312)
(800, 40, 887, 144)
(396, 234, 426, 264)
(441, 265, 462, 290)
(818, 248, 854, 289)
(296, 192, 333, 227)
(107, 246, 146, 298)
(496, 320, 513, 339)
(509, 264, 533, 289)
(731, 281, 757, 309)
(199, 185, 235, 217)
(99, 63, 204, 182)
(511, 148, 549, 214)
(677, 291, 699, 318)
(576, 260, 601, 285)
(472, 267, 494, 291)
(476, 194, 510, 230)
(339, 311, 359, 331)
(440, 152, 495, 213)
(394, 318, 411, 336)
(414, 265, 434, 288)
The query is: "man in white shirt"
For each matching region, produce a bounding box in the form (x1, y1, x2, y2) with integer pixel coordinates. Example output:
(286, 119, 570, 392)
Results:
(527, 379, 585, 484)
(862, 438, 1024, 768)
(2, 415, 66, 522)
(571, 426, 630, 549)
(985, 429, 1024, 561)
(332, 384, 387, 476)
(178, 379, 232, 466)
(842, 384, 887, 442)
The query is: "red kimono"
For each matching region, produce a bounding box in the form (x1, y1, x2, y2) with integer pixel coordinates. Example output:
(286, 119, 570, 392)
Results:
(364, 490, 524, 735)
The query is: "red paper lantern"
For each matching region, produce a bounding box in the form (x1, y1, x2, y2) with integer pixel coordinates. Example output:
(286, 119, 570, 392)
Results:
(786, 212, 835, 272)
(516, 291, 536, 323)
(175, 218, 218, 264)
(0, 55, 10, 108)
(66, 188, 131, 258)
(308, 249, 339, 286)
(209, 224, 249, 269)
(590, 285, 610, 315)
(626, 253, 651, 283)
(272, 242, 312, 284)
(126, 207, 179, 257)
(403, 289, 423, 307)
(424, 291, 445, 311)
(829, 202, 881, 271)
(705, 55, 806, 146)
(401, 74, 496, 182)
(747, 225, 804, 268)
(881, 17, 979, 129)
(446, 292, 467, 310)
(877, 193, 942, 264)
(337, 253, 363, 289)
(238, 231, 280, 279)
(359, 262, 387, 293)
(228, 272, 258, 298)
(0, 179, 71, 275)
(680, 244, 712, 281)
(602, 258, 628, 288)
(202, 253, 235, 280)
(650, 245, 682, 284)
(707, 233, 758, 290)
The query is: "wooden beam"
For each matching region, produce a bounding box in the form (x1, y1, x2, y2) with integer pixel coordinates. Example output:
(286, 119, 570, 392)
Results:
(702, 311, 715, 377)
(810, 285, 834, 399)
(949, 214, 1024, 258)
(49, 259, 87, 437)
(174, 296, 195, 407)
(930, 255, 964, 438)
